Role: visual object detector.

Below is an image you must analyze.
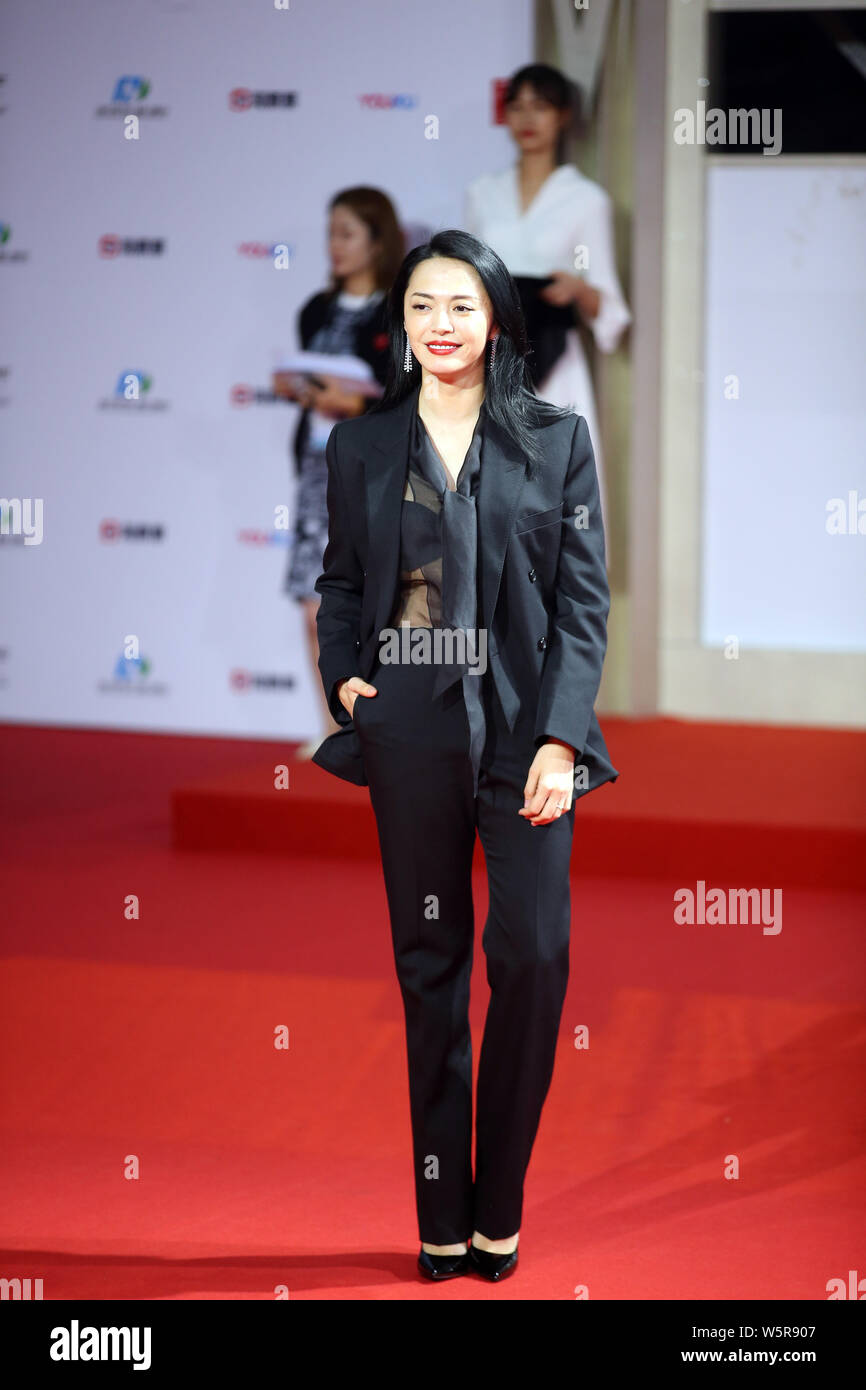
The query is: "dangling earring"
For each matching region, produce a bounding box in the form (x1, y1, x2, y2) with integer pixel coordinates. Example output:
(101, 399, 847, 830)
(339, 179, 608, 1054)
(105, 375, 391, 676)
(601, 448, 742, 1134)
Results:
(489, 335, 498, 369)
(403, 330, 413, 372)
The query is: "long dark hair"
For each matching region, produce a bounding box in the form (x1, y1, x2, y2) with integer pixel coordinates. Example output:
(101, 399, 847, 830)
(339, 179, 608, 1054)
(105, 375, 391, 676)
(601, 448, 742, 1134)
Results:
(367, 229, 574, 473)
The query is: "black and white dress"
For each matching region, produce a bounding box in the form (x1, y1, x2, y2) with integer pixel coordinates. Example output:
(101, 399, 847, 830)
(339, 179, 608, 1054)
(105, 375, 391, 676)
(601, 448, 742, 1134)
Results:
(285, 288, 387, 601)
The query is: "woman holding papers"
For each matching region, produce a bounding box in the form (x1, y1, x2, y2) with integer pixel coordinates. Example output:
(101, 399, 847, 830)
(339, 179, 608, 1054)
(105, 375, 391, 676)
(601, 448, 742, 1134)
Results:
(274, 186, 403, 757)
(463, 64, 631, 541)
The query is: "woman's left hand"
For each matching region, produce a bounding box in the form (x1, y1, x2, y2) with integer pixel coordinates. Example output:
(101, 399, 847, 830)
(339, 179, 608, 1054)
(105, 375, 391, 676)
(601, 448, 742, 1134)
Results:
(519, 740, 576, 825)
(306, 376, 365, 419)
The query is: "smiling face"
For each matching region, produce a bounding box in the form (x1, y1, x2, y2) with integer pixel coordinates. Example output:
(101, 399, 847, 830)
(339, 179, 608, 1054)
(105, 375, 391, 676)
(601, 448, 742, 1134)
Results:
(404, 256, 497, 386)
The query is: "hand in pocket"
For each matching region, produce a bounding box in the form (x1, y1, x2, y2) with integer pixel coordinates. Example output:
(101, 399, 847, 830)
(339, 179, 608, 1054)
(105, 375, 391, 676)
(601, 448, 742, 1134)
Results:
(337, 676, 379, 720)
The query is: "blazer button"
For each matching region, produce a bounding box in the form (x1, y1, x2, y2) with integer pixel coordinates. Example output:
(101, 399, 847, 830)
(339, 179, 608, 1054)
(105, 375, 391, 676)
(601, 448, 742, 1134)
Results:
(537, 636, 547, 650)
(528, 567, 537, 582)
(354, 639, 361, 649)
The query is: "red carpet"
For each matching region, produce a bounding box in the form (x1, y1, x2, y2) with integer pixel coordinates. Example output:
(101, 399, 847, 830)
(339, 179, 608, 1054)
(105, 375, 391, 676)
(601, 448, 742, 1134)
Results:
(1, 721, 864, 1299)
(171, 716, 866, 887)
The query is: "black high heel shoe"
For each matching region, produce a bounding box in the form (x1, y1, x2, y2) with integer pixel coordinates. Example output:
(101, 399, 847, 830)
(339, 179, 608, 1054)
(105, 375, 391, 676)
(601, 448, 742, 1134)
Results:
(468, 1241, 519, 1281)
(417, 1246, 470, 1280)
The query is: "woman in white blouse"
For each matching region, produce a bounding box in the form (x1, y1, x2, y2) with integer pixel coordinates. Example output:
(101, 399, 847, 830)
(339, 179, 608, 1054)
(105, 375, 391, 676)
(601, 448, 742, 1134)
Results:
(464, 63, 630, 540)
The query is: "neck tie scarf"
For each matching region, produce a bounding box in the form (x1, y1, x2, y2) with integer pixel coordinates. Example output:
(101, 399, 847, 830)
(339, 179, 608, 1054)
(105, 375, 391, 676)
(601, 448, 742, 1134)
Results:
(412, 400, 488, 797)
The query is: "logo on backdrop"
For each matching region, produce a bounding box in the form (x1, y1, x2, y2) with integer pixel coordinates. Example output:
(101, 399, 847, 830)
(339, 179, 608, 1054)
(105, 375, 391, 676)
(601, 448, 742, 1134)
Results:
(237, 524, 290, 549)
(95, 77, 168, 119)
(228, 88, 298, 112)
(237, 241, 296, 261)
(99, 520, 166, 543)
(230, 384, 281, 406)
(356, 94, 419, 110)
(98, 650, 168, 696)
(98, 235, 165, 258)
(0, 224, 29, 263)
(98, 372, 169, 412)
(230, 669, 296, 693)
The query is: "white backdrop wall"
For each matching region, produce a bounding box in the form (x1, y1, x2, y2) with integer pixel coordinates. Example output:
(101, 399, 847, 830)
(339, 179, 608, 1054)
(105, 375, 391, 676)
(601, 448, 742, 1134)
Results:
(0, 0, 533, 737)
(655, 0, 866, 730)
(701, 162, 866, 654)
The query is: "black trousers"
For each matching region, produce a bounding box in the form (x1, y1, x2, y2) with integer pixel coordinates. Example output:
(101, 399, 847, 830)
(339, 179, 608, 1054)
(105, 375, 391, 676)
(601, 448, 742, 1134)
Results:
(353, 650, 576, 1245)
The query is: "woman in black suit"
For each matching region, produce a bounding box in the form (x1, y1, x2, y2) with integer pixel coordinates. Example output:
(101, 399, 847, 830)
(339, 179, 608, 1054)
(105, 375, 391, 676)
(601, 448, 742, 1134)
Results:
(312, 229, 618, 1283)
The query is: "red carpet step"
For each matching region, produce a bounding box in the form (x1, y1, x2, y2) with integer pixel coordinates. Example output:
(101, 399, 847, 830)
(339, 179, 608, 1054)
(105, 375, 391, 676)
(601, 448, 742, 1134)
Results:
(170, 717, 866, 889)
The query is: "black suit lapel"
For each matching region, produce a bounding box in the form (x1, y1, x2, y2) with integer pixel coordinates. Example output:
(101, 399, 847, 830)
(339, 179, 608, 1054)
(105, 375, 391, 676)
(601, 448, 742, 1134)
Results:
(363, 384, 528, 645)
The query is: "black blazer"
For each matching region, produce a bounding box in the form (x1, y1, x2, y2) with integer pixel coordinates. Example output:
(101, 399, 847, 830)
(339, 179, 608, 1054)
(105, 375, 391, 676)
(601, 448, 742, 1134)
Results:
(311, 385, 619, 799)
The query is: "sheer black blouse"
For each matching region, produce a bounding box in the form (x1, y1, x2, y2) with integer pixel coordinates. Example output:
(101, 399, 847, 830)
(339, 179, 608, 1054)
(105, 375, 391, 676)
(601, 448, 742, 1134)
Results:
(384, 396, 488, 794)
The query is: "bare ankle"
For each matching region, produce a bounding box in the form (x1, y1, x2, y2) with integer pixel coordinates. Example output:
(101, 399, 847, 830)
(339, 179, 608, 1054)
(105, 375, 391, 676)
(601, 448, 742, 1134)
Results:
(471, 1230, 519, 1254)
